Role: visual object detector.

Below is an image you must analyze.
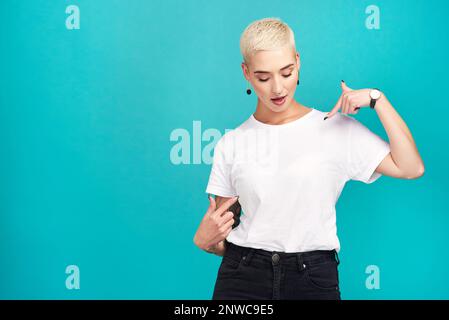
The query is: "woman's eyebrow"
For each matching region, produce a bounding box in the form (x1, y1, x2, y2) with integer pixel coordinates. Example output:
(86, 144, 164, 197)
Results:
(253, 63, 295, 74)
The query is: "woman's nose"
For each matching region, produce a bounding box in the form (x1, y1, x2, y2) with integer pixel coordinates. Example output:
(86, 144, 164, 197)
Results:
(272, 84, 283, 95)
(271, 77, 283, 95)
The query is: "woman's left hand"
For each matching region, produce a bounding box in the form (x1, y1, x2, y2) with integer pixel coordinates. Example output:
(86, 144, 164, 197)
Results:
(325, 80, 372, 119)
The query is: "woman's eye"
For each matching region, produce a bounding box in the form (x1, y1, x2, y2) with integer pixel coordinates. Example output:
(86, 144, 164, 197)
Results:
(258, 74, 292, 82)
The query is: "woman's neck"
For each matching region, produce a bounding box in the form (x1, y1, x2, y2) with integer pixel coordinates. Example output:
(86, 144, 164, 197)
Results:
(253, 99, 311, 125)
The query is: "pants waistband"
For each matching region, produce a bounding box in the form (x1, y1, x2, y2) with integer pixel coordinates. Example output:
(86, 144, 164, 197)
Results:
(224, 239, 340, 265)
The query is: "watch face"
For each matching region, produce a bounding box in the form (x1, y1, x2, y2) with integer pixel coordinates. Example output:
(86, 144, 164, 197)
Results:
(370, 89, 381, 99)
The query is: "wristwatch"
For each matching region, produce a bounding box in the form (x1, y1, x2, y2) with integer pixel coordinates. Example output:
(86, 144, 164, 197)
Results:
(369, 88, 382, 109)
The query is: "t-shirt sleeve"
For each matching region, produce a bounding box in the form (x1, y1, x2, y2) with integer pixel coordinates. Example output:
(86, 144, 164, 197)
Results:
(346, 117, 391, 184)
(205, 136, 238, 197)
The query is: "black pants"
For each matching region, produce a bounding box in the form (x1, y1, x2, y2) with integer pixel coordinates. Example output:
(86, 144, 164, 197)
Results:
(212, 240, 341, 300)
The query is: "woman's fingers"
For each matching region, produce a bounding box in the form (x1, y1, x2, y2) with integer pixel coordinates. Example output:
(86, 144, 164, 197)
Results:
(325, 93, 343, 119)
(209, 218, 234, 245)
(221, 217, 235, 231)
(218, 211, 234, 225)
(342, 93, 350, 114)
(326, 81, 358, 119)
(206, 194, 216, 214)
(211, 196, 239, 218)
(344, 93, 361, 115)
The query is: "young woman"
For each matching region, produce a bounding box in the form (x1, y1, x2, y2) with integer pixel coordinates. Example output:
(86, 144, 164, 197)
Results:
(193, 17, 425, 300)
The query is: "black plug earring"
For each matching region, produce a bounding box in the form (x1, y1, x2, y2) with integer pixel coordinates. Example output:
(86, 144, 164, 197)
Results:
(246, 88, 252, 95)
(297, 80, 299, 85)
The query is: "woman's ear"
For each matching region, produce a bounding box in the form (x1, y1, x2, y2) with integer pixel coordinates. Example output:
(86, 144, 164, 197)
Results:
(241, 62, 250, 81)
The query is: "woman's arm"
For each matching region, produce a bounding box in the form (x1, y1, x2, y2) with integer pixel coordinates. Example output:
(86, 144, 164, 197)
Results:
(373, 93, 425, 179)
(326, 81, 425, 179)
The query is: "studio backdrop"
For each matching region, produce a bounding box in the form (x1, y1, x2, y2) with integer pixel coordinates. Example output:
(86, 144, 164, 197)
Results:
(1, 0, 447, 299)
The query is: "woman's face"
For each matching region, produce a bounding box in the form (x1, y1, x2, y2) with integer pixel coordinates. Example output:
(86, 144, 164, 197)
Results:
(242, 46, 300, 113)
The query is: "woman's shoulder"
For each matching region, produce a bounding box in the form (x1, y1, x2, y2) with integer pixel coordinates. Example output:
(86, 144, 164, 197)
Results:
(214, 115, 255, 150)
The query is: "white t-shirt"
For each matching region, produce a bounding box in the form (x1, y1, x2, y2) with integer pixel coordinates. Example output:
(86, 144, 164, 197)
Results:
(205, 108, 390, 253)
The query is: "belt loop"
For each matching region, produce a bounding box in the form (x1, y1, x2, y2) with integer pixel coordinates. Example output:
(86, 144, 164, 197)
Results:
(242, 248, 255, 266)
(334, 250, 340, 265)
(296, 253, 305, 272)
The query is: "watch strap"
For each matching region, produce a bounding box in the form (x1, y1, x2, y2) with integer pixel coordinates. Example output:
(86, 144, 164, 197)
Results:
(370, 88, 381, 109)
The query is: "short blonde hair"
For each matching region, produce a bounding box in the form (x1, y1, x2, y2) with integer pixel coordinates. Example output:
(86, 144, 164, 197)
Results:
(240, 17, 296, 65)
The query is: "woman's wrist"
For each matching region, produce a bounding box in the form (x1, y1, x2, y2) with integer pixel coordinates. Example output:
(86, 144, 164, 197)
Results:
(206, 240, 226, 256)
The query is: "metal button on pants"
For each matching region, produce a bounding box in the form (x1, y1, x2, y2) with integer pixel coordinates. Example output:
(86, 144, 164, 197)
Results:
(271, 253, 281, 299)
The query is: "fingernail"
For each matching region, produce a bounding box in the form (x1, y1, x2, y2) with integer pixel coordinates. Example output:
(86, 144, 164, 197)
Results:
(341, 80, 345, 83)
(323, 116, 328, 121)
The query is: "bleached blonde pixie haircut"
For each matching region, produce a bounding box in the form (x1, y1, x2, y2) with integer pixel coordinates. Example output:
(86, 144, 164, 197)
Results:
(240, 17, 296, 66)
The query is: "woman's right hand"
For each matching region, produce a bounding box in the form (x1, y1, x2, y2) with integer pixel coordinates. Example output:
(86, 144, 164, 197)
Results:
(193, 195, 239, 251)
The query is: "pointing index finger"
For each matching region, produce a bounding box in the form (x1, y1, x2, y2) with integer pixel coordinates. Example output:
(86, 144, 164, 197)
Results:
(325, 94, 343, 120)
(212, 196, 239, 217)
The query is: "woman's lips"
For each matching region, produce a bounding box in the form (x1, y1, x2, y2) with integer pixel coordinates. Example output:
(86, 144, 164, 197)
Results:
(271, 95, 287, 105)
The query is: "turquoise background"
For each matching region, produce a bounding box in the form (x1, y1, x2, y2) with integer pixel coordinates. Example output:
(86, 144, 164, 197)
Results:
(0, 0, 447, 299)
